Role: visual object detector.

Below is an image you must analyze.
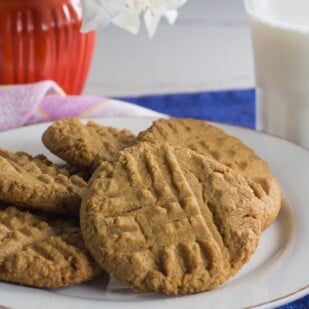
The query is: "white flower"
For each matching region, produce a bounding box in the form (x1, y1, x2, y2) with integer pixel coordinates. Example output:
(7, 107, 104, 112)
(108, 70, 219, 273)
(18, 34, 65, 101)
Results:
(81, 0, 188, 37)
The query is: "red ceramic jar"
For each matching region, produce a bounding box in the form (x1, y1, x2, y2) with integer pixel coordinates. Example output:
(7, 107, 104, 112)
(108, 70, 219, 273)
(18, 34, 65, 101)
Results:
(0, 0, 96, 94)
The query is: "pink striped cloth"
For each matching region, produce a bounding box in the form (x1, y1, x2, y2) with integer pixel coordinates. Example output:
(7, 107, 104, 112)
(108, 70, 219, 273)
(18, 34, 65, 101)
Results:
(0, 80, 164, 131)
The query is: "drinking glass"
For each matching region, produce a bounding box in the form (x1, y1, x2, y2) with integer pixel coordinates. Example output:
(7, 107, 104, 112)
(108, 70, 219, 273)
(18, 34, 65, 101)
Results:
(245, 0, 309, 148)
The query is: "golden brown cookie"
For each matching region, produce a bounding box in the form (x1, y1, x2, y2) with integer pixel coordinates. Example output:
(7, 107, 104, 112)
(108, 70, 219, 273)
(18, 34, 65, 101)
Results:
(42, 118, 136, 172)
(0, 149, 87, 216)
(0, 206, 101, 288)
(81, 142, 261, 295)
(137, 118, 282, 230)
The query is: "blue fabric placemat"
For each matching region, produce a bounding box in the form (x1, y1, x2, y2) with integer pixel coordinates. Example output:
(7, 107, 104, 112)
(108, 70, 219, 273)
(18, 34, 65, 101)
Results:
(120, 89, 256, 128)
(119, 89, 309, 309)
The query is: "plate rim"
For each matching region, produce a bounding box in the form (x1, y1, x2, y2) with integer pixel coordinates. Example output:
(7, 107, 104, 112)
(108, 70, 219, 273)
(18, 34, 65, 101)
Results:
(6, 116, 309, 153)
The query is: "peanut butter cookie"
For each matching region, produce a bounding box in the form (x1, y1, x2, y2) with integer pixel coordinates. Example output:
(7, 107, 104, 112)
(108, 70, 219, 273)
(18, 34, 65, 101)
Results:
(81, 142, 261, 295)
(42, 118, 135, 172)
(0, 149, 86, 216)
(0, 206, 100, 288)
(137, 118, 282, 230)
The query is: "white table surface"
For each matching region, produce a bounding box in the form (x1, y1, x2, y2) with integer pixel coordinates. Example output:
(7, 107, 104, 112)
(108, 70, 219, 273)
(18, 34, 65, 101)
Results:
(83, 0, 255, 97)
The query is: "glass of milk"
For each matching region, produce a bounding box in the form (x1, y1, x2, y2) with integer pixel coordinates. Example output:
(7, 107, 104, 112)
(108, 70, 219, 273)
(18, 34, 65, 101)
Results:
(245, 0, 309, 148)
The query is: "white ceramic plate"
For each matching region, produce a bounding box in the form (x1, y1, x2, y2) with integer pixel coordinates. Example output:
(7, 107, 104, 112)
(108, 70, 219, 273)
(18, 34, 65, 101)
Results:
(0, 117, 308, 309)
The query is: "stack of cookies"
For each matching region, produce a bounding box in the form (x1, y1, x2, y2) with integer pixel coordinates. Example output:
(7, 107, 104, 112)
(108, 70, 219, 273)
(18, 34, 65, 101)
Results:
(0, 118, 282, 295)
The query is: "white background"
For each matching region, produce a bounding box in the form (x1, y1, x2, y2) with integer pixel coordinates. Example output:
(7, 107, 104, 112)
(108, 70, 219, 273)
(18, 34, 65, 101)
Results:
(84, 0, 255, 97)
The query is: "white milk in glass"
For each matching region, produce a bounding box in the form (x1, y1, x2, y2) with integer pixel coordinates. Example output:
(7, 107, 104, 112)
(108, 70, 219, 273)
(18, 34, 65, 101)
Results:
(245, 0, 309, 148)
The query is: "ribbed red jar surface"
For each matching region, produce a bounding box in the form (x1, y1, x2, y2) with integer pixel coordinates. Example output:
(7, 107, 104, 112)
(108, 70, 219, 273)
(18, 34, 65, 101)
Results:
(0, 0, 96, 94)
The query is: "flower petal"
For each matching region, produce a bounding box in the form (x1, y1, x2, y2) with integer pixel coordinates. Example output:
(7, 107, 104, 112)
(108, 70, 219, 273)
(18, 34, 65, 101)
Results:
(144, 8, 161, 38)
(81, 0, 126, 32)
(112, 9, 141, 34)
(164, 10, 178, 25)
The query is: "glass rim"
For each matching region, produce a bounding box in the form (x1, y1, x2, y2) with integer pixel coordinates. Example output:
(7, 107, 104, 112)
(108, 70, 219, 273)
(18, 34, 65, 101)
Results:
(243, 0, 309, 31)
